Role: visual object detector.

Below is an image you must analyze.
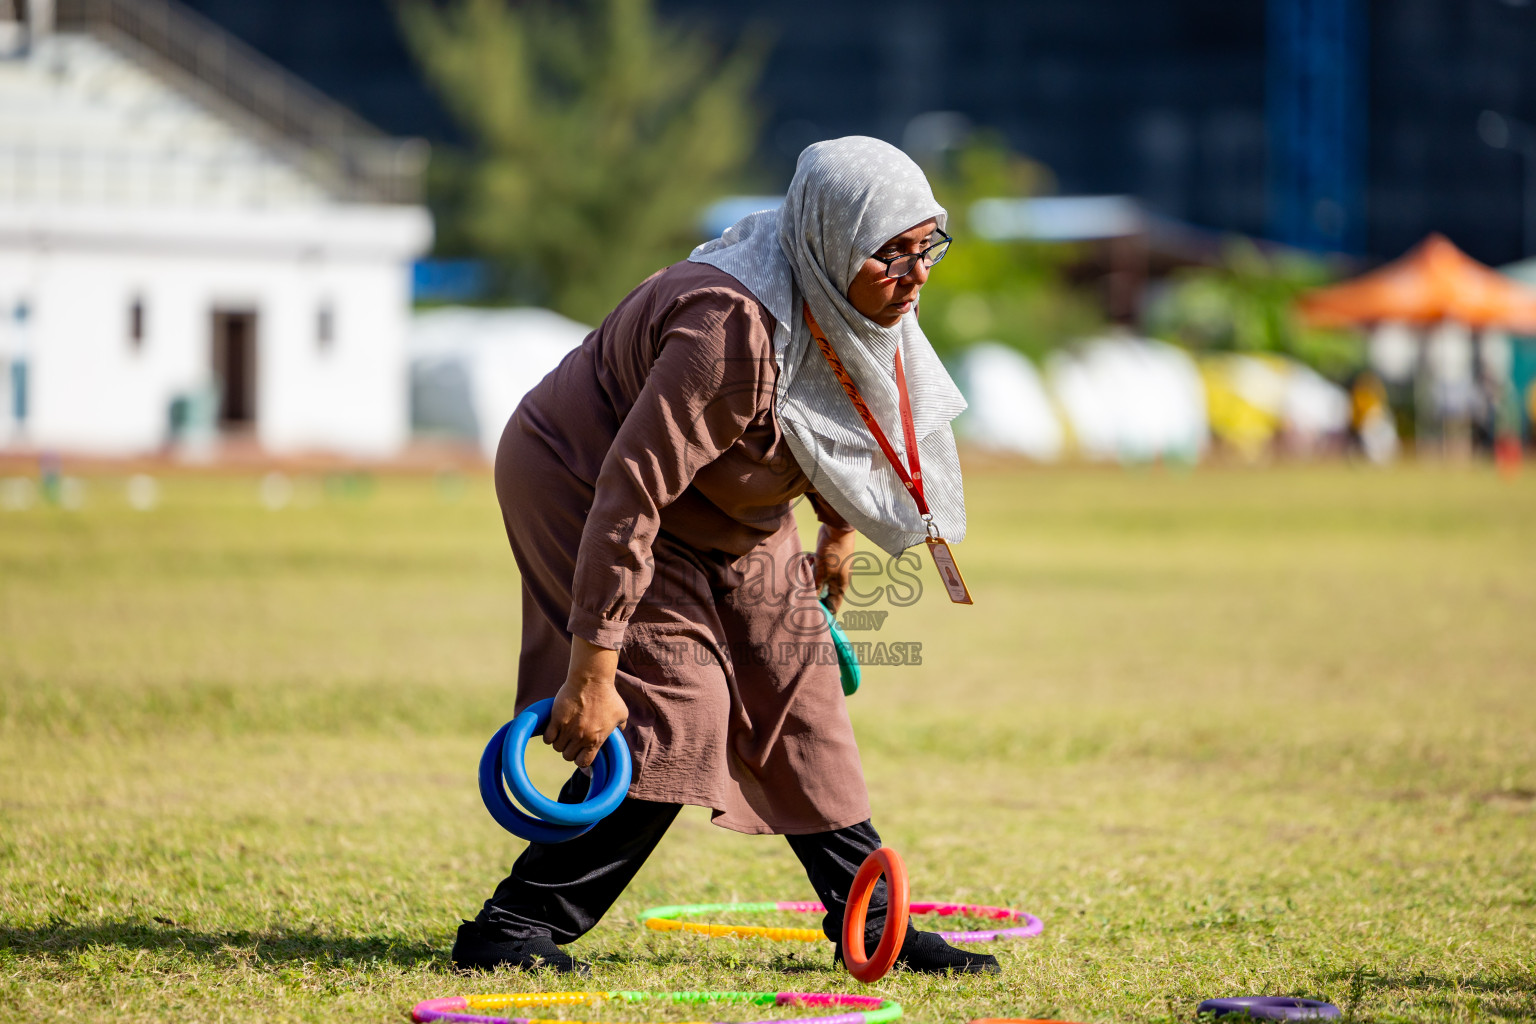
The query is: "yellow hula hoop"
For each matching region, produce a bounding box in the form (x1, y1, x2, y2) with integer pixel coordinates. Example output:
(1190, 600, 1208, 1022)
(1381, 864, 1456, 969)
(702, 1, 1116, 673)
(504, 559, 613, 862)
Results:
(644, 917, 826, 943)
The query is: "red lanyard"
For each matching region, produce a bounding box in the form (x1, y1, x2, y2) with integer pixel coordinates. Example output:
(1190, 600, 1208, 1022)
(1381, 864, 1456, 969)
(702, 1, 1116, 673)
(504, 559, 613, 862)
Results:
(801, 302, 973, 605)
(801, 302, 929, 520)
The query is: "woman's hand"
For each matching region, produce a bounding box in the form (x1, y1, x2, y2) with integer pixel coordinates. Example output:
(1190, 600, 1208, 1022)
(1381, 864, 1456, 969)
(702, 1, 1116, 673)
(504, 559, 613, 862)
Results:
(544, 636, 627, 769)
(814, 524, 858, 613)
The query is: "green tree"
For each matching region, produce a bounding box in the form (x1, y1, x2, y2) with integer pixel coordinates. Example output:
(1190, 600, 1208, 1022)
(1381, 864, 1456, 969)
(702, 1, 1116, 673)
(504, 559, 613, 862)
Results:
(398, 0, 765, 322)
(1146, 238, 1363, 379)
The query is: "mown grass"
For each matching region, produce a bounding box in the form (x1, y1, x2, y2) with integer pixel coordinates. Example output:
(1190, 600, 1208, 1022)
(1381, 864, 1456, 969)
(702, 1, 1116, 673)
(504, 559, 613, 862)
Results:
(1, 463, 1533, 1023)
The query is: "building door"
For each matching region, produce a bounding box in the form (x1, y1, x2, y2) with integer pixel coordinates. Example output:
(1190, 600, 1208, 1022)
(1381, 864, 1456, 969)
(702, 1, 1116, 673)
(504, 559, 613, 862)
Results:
(211, 309, 257, 430)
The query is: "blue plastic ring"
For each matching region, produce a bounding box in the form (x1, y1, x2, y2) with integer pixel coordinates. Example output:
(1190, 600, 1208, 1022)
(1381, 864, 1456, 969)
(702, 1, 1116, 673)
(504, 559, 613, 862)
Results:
(477, 719, 598, 843)
(501, 697, 633, 826)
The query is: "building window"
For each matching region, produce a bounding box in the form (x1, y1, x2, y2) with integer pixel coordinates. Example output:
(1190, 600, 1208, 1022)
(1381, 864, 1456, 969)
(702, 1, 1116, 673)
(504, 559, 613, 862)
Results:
(129, 296, 145, 351)
(317, 301, 335, 353)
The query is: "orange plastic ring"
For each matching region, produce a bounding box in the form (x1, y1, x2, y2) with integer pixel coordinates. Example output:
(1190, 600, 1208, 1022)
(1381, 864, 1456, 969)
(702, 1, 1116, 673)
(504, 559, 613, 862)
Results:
(841, 847, 910, 984)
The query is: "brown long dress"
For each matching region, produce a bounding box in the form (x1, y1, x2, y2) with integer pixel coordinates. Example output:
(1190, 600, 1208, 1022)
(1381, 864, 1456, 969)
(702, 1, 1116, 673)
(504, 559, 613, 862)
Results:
(494, 260, 869, 836)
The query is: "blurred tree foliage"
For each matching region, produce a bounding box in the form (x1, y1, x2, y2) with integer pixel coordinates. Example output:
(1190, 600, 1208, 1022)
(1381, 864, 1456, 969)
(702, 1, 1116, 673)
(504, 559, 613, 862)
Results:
(397, 0, 765, 322)
(1146, 239, 1363, 379)
(916, 134, 1104, 362)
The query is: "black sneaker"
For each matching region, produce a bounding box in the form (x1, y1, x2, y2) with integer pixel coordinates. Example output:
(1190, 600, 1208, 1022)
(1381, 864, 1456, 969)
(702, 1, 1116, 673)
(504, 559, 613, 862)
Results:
(450, 920, 592, 975)
(896, 928, 1000, 974)
(835, 924, 1001, 976)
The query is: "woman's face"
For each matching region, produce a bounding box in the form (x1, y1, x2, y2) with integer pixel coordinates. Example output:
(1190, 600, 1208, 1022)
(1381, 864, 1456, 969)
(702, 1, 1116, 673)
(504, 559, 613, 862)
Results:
(845, 218, 940, 328)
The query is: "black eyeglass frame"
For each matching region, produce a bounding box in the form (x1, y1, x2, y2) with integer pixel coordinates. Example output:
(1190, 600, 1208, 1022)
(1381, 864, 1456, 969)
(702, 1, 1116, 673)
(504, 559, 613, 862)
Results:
(869, 229, 953, 280)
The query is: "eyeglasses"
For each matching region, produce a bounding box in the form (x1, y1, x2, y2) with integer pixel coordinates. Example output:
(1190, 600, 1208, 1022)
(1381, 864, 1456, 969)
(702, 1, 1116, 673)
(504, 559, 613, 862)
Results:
(870, 230, 953, 280)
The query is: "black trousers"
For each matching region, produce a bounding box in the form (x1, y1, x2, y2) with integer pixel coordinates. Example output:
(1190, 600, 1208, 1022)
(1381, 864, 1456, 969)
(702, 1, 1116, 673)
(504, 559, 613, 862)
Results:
(478, 771, 892, 946)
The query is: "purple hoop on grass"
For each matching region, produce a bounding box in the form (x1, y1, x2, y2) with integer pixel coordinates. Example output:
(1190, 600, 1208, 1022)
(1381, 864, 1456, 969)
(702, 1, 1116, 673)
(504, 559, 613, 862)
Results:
(1197, 998, 1340, 1021)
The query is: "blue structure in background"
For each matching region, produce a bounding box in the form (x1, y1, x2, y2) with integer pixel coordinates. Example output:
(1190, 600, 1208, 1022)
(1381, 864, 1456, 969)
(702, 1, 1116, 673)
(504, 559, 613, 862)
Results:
(1267, 0, 1366, 253)
(413, 259, 489, 304)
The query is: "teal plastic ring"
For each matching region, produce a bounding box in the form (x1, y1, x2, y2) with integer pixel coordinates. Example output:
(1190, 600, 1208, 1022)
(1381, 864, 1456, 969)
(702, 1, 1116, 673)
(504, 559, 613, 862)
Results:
(821, 598, 862, 697)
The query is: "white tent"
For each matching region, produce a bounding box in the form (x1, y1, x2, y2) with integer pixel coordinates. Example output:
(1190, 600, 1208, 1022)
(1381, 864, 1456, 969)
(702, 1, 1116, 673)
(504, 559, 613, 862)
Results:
(1281, 361, 1353, 442)
(953, 342, 1064, 461)
(409, 307, 591, 460)
(1045, 335, 1208, 462)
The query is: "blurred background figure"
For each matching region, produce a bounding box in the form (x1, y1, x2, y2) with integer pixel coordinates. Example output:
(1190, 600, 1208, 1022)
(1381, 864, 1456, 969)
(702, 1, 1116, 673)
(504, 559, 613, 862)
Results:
(1347, 369, 1399, 465)
(6, 0, 1536, 466)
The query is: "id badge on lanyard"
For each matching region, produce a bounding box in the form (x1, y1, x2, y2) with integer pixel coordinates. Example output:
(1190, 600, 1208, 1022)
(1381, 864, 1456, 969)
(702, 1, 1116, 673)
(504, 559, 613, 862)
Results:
(925, 535, 973, 605)
(802, 304, 973, 605)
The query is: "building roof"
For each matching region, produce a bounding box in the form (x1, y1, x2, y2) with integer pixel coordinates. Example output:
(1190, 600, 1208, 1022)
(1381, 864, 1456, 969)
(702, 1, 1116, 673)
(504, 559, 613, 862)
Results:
(1, 0, 424, 209)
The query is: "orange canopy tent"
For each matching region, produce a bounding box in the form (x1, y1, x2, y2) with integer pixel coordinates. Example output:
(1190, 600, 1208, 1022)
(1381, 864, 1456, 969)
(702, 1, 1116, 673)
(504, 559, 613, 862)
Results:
(1298, 233, 1536, 332)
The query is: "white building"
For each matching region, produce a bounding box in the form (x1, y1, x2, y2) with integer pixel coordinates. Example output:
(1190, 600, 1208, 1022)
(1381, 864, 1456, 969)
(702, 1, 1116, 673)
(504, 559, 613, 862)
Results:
(0, 0, 432, 457)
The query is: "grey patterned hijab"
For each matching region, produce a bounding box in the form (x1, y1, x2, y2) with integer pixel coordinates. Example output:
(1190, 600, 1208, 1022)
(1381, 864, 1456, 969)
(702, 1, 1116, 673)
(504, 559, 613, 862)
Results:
(689, 136, 967, 556)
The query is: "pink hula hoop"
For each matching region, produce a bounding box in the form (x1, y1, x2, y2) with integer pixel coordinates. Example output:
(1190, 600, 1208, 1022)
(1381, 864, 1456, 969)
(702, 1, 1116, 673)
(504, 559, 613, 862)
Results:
(782, 899, 1041, 942)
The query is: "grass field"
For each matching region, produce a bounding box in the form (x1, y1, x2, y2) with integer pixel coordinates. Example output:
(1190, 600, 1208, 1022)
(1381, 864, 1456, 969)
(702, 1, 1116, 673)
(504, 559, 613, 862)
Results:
(1, 463, 1533, 1024)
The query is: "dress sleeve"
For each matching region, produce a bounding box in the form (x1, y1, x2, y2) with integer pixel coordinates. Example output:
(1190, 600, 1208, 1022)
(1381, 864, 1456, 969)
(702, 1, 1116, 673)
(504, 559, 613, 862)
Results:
(807, 490, 855, 534)
(568, 292, 776, 649)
